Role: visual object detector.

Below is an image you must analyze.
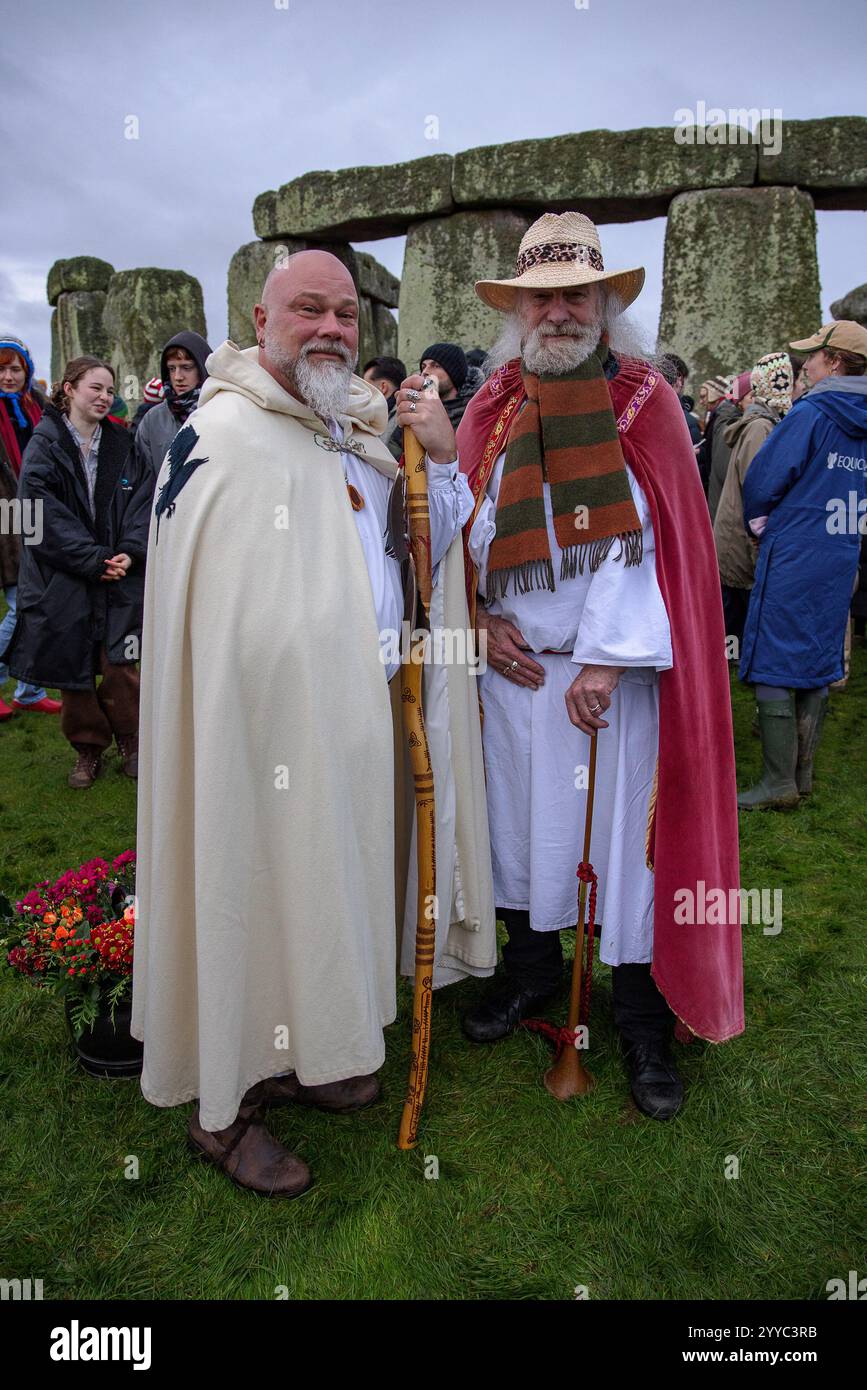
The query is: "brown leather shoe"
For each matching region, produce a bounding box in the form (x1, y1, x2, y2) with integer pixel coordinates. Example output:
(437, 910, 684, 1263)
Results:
(68, 747, 102, 789)
(293, 1073, 381, 1113)
(187, 1103, 312, 1198)
(116, 734, 138, 778)
(242, 1074, 301, 1110)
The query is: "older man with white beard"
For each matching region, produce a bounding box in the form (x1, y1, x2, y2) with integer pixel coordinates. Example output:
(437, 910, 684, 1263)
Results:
(457, 214, 744, 1120)
(132, 250, 495, 1195)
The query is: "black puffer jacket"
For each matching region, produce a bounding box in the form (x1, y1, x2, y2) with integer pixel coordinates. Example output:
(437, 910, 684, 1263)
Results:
(5, 406, 152, 690)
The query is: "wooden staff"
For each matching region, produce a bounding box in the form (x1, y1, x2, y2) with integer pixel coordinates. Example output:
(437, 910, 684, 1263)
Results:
(397, 414, 437, 1150)
(544, 732, 598, 1101)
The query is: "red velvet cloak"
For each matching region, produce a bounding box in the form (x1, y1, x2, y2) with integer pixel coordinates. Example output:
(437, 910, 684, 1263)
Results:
(457, 357, 744, 1043)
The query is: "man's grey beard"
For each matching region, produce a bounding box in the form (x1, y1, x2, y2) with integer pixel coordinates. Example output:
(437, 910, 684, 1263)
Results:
(265, 329, 356, 418)
(520, 316, 604, 374)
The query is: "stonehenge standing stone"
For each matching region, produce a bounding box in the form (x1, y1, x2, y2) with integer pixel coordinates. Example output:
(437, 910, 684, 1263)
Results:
(102, 268, 207, 405)
(356, 298, 398, 369)
(830, 283, 867, 327)
(228, 239, 306, 347)
(372, 302, 398, 357)
(398, 209, 531, 369)
(657, 186, 821, 385)
(53, 291, 112, 383)
(47, 256, 114, 307)
(355, 252, 400, 309)
(47, 256, 116, 382)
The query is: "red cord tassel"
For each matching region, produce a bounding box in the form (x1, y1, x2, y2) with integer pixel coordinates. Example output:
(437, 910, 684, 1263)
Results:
(521, 859, 598, 1050)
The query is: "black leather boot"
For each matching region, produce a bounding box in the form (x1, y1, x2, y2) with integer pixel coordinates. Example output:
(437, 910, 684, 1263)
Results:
(462, 909, 563, 1043)
(461, 977, 560, 1043)
(613, 964, 683, 1120)
(622, 1037, 684, 1120)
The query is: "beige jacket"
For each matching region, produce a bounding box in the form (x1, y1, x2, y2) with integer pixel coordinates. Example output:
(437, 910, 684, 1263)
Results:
(713, 403, 780, 590)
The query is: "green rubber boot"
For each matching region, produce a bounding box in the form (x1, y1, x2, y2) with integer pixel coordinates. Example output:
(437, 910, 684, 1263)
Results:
(737, 697, 800, 810)
(795, 689, 829, 797)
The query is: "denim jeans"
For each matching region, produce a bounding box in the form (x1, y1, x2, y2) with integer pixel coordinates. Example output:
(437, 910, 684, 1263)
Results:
(0, 586, 47, 703)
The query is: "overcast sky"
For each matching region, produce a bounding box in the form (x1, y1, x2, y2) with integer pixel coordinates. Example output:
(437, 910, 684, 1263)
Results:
(2, 0, 865, 380)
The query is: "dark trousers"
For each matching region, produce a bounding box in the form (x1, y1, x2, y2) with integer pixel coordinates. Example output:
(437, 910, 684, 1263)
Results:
(60, 645, 140, 753)
(501, 908, 566, 992)
(611, 963, 674, 1046)
(721, 584, 751, 649)
(500, 908, 673, 1044)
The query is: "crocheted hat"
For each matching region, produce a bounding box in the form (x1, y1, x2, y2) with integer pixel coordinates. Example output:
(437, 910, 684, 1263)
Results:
(750, 352, 793, 413)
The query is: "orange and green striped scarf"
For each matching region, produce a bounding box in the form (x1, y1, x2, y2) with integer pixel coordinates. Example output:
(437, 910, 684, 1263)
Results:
(486, 352, 642, 597)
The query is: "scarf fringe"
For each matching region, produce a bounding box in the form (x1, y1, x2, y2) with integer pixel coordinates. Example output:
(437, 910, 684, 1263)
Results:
(491, 528, 643, 598)
(559, 527, 644, 581)
(488, 557, 555, 599)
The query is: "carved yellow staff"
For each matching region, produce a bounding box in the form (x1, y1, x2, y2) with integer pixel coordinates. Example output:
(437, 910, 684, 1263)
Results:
(397, 387, 437, 1151)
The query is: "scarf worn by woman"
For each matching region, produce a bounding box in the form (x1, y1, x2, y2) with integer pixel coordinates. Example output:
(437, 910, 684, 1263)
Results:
(0, 393, 41, 476)
(486, 349, 643, 598)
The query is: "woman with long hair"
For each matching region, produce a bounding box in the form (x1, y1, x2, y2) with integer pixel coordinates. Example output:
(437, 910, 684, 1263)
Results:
(6, 355, 153, 787)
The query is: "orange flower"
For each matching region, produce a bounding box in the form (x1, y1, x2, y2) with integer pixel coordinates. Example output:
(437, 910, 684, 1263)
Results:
(43, 912, 57, 926)
(123, 906, 135, 924)
(54, 926, 70, 941)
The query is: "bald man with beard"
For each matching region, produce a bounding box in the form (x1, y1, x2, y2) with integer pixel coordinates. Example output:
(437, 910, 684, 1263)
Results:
(132, 252, 494, 1195)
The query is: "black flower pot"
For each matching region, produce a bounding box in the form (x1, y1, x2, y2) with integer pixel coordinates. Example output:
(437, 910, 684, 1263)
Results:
(65, 996, 143, 1078)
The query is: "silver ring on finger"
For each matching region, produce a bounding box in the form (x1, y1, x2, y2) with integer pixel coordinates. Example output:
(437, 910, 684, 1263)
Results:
(510, 660, 519, 671)
(589, 702, 602, 713)
(409, 400, 416, 412)
(407, 389, 419, 401)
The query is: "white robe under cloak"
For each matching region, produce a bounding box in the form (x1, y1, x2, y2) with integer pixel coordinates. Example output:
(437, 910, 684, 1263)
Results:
(132, 344, 496, 1133)
(469, 451, 673, 964)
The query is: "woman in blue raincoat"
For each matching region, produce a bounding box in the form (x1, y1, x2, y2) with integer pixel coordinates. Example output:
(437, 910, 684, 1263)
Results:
(738, 321, 867, 809)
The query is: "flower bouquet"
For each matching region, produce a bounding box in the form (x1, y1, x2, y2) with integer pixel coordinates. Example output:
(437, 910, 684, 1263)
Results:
(1, 852, 141, 1073)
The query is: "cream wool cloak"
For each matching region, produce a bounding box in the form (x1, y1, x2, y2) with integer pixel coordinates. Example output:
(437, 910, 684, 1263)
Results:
(132, 343, 495, 1131)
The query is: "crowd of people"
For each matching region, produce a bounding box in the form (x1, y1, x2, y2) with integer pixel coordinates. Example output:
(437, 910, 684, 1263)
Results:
(1, 212, 865, 1195)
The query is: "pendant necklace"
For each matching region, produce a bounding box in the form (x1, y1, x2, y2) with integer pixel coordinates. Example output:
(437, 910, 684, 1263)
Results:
(343, 463, 365, 511)
(325, 416, 365, 510)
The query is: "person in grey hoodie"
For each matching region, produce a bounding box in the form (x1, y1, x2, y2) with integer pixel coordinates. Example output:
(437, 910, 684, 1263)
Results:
(134, 330, 211, 480)
(713, 352, 793, 645)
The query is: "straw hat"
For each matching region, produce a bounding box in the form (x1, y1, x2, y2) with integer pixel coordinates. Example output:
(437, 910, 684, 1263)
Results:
(475, 212, 645, 312)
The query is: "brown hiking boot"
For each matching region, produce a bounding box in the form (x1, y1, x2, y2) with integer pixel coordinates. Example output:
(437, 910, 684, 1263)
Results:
(293, 1073, 381, 1113)
(187, 1102, 312, 1198)
(116, 734, 138, 778)
(68, 747, 102, 790)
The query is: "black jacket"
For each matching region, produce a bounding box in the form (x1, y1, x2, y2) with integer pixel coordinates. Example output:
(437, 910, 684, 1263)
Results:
(5, 406, 153, 690)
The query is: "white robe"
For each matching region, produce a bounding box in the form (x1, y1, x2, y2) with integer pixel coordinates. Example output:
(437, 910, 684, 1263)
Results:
(133, 344, 495, 1133)
(469, 452, 673, 964)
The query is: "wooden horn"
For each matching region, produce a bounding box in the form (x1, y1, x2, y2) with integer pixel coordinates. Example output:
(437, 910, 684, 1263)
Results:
(544, 732, 598, 1101)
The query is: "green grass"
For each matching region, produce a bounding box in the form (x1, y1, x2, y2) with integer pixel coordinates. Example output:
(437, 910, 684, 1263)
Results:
(1, 649, 865, 1301)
